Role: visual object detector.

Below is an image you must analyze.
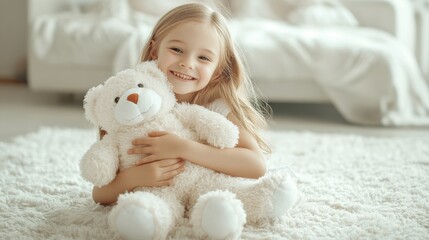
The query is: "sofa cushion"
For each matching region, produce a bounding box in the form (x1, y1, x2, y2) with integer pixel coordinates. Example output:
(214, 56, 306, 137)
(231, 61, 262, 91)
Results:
(32, 12, 137, 67)
(229, 19, 316, 82)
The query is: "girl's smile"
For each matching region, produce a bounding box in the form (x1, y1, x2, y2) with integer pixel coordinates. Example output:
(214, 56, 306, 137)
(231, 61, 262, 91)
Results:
(169, 70, 197, 81)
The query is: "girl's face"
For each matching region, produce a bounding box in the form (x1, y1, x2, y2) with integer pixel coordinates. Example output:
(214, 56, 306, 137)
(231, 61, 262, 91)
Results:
(152, 21, 221, 102)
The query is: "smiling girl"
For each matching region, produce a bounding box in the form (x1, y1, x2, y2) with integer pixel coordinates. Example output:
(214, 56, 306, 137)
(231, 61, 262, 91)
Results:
(92, 3, 297, 239)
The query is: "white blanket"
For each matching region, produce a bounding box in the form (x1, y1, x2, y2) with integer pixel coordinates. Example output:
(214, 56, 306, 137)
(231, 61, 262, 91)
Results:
(230, 20, 429, 125)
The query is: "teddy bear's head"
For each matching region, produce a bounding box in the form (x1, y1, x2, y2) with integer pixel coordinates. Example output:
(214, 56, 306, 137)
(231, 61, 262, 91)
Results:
(83, 61, 176, 132)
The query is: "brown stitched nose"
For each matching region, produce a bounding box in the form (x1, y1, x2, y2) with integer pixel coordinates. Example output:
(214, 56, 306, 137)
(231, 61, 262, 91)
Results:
(127, 93, 139, 104)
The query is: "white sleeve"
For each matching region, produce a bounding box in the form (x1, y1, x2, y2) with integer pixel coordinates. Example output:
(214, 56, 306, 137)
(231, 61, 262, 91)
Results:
(206, 98, 231, 117)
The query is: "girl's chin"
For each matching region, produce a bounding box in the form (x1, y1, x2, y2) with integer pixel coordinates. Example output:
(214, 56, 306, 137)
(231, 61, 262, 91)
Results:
(173, 90, 195, 102)
(173, 89, 193, 95)
(168, 80, 193, 94)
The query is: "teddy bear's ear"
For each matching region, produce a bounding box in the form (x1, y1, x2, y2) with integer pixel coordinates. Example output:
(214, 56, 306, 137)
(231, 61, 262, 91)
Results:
(135, 61, 167, 82)
(83, 84, 104, 125)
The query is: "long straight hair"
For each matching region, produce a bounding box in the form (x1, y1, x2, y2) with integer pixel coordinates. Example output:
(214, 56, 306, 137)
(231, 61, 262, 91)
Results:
(140, 3, 272, 153)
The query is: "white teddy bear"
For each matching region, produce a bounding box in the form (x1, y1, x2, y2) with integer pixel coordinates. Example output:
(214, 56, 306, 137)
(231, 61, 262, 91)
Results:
(80, 61, 298, 240)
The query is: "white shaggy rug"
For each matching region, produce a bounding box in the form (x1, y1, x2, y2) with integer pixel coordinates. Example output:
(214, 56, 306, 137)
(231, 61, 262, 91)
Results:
(0, 128, 428, 239)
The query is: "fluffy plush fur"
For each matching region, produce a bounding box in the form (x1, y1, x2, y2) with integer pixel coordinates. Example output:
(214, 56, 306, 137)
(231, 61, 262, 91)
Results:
(80, 61, 297, 240)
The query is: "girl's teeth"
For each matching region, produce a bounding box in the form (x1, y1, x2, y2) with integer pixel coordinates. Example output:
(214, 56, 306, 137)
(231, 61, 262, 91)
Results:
(173, 71, 193, 80)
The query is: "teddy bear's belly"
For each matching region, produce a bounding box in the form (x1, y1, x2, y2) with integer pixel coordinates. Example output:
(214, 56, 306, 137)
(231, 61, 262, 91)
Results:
(116, 120, 197, 170)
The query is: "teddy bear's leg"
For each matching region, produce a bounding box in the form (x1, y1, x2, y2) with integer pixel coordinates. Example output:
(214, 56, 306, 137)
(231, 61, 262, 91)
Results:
(268, 173, 298, 217)
(189, 190, 246, 240)
(235, 172, 298, 224)
(108, 191, 182, 240)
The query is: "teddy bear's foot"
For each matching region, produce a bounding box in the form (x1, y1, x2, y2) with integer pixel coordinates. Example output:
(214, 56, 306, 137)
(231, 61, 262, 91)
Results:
(268, 175, 298, 217)
(190, 190, 246, 240)
(112, 204, 155, 240)
(109, 191, 172, 240)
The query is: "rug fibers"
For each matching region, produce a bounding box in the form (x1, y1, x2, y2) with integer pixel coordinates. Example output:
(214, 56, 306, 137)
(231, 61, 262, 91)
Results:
(0, 127, 428, 239)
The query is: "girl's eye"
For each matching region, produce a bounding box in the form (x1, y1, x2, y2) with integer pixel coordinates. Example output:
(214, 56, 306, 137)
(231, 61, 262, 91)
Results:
(137, 83, 144, 88)
(114, 97, 120, 103)
(170, 47, 183, 53)
(199, 56, 211, 61)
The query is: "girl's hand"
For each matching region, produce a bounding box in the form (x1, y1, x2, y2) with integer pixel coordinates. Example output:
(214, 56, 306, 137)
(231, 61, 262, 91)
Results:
(92, 158, 185, 205)
(129, 158, 185, 187)
(128, 131, 188, 165)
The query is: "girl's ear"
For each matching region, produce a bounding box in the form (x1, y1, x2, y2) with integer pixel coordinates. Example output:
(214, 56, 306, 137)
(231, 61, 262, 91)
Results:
(149, 40, 158, 59)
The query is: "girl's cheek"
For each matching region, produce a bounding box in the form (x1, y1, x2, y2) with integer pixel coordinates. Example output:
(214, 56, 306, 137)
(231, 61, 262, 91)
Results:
(164, 54, 179, 65)
(206, 65, 217, 76)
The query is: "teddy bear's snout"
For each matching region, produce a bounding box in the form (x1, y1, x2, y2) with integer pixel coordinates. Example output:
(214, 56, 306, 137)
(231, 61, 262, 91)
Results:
(127, 93, 139, 104)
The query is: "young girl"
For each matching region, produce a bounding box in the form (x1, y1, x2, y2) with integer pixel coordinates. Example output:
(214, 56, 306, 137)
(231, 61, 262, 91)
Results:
(93, 2, 272, 205)
(92, 3, 296, 238)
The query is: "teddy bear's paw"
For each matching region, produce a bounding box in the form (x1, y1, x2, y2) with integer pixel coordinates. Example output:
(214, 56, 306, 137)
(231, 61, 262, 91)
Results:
(112, 205, 156, 240)
(109, 192, 172, 240)
(190, 191, 246, 240)
(268, 176, 298, 217)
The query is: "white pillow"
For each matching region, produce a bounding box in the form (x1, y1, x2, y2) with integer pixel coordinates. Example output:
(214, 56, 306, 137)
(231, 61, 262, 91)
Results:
(79, 0, 131, 21)
(288, 2, 359, 27)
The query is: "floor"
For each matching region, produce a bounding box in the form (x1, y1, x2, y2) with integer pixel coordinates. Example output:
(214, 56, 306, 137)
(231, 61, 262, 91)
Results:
(1, 83, 428, 142)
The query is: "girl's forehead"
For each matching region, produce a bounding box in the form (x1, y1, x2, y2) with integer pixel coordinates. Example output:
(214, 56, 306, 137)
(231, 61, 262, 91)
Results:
(162, 21, 221, 53)
(166, 21, 216, 39)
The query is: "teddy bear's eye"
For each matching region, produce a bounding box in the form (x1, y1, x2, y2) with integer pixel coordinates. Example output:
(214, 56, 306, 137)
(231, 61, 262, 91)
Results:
(114, 97, 120, 103)
(137, 83, 144, 88)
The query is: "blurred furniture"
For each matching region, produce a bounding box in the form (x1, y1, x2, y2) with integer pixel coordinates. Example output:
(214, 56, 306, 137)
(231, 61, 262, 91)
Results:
(28, 0, 423, 103)
(414, 0, 429, 81)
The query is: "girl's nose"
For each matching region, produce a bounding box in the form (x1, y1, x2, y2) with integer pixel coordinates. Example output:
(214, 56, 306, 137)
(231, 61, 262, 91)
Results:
(179, 59, 194, 69)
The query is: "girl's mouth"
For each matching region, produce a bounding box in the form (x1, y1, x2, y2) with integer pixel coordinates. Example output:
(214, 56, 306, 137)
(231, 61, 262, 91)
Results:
(170, 70, 196, 81)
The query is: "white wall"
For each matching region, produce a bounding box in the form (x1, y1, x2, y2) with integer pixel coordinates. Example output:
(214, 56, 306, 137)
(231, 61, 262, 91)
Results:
(0, 0, 27, 79)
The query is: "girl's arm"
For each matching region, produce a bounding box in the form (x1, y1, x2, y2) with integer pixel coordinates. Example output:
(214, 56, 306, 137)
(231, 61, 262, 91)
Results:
(130, 114, 266, 179)
(93, 129, 186, 205)
(92, 159, 184, 205)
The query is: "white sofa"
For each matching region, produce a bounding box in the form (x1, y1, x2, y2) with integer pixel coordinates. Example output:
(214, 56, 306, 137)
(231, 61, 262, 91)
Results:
(28, 0, 424, 104)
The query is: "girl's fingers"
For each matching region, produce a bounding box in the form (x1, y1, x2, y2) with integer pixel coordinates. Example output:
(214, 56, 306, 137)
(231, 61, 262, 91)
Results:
(128, 146, 153, 155)
(134, 155, 157, 165)
(162, 160, 185, 172)
(132, 138, 151, 145)
(155, 179, 174, 187)
(148, 131, 168, 137)
(132, 130, 168, 145)
(160, 166, 185, 181)
(159, 158, 183, 167)
(135, 157, 182, 166)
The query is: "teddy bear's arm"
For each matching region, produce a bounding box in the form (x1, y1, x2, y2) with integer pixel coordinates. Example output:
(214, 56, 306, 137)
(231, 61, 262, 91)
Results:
(173, 104, 239, 149)
(80, 134, 120, 187)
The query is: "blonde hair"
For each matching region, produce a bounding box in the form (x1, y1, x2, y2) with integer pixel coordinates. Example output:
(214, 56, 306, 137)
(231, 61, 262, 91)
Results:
(140, 3, 272, 153)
